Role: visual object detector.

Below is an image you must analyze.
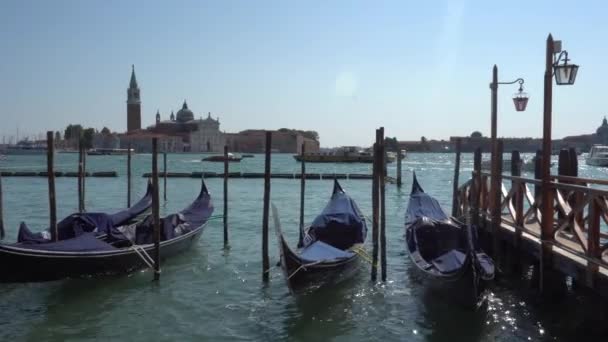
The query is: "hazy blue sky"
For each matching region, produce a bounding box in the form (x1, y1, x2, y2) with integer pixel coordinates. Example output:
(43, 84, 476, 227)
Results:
(1, 0, 606, 147)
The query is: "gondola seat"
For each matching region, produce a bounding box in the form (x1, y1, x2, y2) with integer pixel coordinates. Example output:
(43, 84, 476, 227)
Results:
(299, 241, 354, 263)
(431, 249, 466, 274)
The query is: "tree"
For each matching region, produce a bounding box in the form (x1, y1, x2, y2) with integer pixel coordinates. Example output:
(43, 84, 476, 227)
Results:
(384, 137, 399, 151)
(64, 124, 83, 141)
(421, 136, 427, 144)
(101, 127, 111, 135)
(54, 131, 61, 142)
(82, 128, 95, 149)
(470, 131, 483, 138)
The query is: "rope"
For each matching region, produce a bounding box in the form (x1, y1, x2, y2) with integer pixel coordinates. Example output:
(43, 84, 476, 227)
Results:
(131, 244, 155, 270)
(351, 246, 373, 265)
(287, 260, 323, 280)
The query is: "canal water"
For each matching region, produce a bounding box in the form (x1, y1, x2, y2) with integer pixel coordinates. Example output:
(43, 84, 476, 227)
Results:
(0, 153, 607, 341)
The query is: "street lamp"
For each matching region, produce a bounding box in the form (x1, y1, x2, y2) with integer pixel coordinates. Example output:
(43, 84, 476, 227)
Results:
(489, 67, 528, 247)
(539, 34, 579, 287)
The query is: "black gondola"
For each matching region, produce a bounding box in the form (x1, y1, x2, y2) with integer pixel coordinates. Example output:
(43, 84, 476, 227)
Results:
(273, 179, 367, 289)
(0, 179, 213, 283)
(405, 173, 494, 306)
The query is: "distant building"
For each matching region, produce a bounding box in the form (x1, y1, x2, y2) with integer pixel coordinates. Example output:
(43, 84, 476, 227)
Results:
(225, 129, 319, 153)
(127, 65, 141, 132)
(189, 113, 225, 152)
(119, 66, 319, 153)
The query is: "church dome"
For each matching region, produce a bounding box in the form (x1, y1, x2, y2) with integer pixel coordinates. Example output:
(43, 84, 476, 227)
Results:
(597, 117, 608, 136)
(176, 100, 194, 123)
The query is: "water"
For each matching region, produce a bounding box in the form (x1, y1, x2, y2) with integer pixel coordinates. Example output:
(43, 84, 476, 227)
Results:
(0, 153, 607, 341)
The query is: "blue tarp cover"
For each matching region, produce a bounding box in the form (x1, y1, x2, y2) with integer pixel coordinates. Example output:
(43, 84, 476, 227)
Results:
(16, 232, 116, 252)
(299, 241, 354, 263)
(431, 249, 466, 274)
(308, 190, 367, 250)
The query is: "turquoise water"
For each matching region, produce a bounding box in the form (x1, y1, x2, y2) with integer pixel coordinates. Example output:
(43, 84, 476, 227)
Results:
(0, 153, 606, 341)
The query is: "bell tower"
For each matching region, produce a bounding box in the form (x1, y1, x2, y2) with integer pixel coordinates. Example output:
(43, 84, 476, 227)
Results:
(127, 65, 141, 132)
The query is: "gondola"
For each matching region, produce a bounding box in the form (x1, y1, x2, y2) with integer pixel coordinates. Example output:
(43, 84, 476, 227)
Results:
(405, 173, 494, 306)
(273, 179, 367, 289)
(17, 180, 154, 244)
(0, 179, 213, 283)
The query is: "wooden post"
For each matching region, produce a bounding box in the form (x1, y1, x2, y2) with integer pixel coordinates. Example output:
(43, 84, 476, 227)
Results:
(396, 147, 402, 187)
(557, 149, 570, 223)
(82, 143, 86, 211)
(47, 131, 57, 242)
(569, 148, 582, 227)
(511, 151, 524, 269)
(471, 148, 482, 228)
(568, 148, 578, 177)
(223, 145, 229, 246)
(540, 34, 555, 293)
(297, 143, 306, 248)
(587, 198, 601, 287)
(78, 138, 83, 212)
(262, 132, 271, 282)
(490, 65, 498, 215)
(127, 143, 132, 207)
(163, 152, 167, 201)
(0, 171, 4, 240)
(534, 150, 542, 199)
(491, 139, 503, 258)
(451, 138, 462, 217)
(379, 128, 387, 282)
(371, 129, 380, 281)
(152, 138, 161, 281)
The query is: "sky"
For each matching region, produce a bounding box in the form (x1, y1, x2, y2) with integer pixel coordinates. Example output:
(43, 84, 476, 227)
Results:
(1, 0, 607, 147)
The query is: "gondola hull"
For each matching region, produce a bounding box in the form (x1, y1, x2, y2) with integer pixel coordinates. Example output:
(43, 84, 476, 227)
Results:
(277, 232, 360, 288)
(0, 225, 205, 283)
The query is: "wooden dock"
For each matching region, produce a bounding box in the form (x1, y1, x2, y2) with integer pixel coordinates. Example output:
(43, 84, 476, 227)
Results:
(455, 149, 608, 297)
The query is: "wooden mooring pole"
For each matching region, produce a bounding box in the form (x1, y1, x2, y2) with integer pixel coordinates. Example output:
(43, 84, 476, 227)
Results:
(223, 145, 229, 246)
(379, 128, 387, 282)
(78, 138, 84, 212)
(262, 132, 272, 282)
(47, 131, 57, 242)
(491, 139, 503, 259)
(0, 170, 4, 240)
(82, 143, 86, 211)
(297, 143, 306, 248)
(471, 148, 482, 229)
(510, 150, 524, 272)
(152, 138, 161, 281)
(163, 152, 167, 201)
(127, 143, 132, 207)
(371, 129, 380, 281)
(451, 138, 462, 217)
(396, 147, 402, 187)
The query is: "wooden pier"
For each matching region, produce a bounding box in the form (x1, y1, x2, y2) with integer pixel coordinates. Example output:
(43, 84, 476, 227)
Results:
(455, 149, 608, 297)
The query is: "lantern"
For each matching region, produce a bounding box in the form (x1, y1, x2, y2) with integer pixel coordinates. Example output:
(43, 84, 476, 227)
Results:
(512, 87, 529, 112)
(554, 62, 579, 85)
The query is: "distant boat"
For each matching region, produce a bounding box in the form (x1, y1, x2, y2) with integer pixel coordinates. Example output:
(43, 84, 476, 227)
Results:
(586, 145, 608, 167)
(1, 141, 50, 155)
(202, 153, 242, 162)
(87, 148, 134, 156)
(294, 146, 395, 163)
(242, 154, 255, 158)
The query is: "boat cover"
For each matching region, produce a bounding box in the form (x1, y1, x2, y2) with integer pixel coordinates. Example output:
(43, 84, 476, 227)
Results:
(307, 180, 367, 250)
(299, 240, 354, 263)
(16, 181, 153, 244)
(405, 174, 448, 224)
(16, 233, 116, 252)
(431, 249, 466, 274)
(118, 180, 214, 245)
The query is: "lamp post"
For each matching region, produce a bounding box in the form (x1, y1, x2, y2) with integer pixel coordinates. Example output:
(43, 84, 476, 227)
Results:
(489, 66, 528, 238)
(540, 34, 578, 290)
